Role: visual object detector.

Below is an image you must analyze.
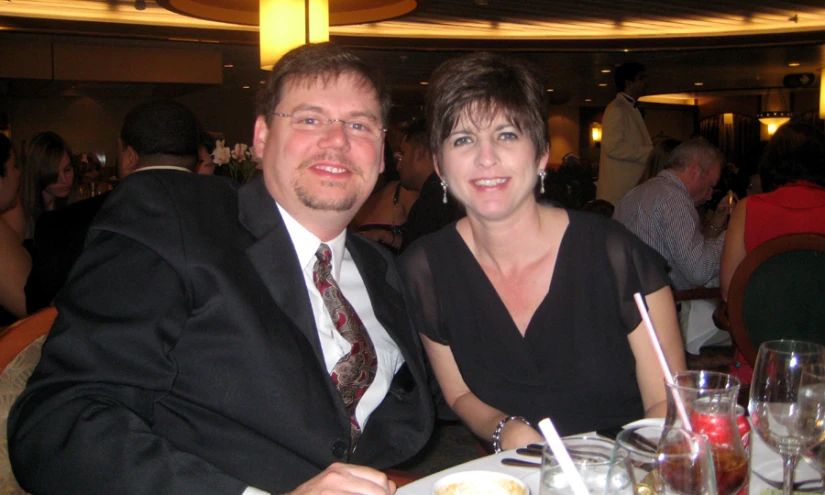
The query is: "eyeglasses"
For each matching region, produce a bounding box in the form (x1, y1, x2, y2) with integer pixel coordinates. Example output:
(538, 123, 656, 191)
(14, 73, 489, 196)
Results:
(274, 112, 386, 141)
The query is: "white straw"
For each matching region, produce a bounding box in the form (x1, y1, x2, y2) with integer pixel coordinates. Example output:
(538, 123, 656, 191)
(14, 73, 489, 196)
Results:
(633, 292, 693, 432)
(538, 418, 591, 495)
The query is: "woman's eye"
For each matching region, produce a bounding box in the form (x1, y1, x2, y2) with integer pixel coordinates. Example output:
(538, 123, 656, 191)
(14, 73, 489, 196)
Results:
(452, 136, 472, 146)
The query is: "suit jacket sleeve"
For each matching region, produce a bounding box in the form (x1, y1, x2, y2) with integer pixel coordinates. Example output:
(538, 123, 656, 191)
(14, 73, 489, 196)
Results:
(8, 173, 249, 495)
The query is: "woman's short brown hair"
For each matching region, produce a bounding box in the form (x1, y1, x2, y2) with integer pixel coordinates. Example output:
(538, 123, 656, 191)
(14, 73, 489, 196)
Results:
(425, 52, 549, 162)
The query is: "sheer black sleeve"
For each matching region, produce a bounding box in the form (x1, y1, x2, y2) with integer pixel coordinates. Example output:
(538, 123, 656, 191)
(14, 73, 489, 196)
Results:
(397, 239, 451, 345)
(604, 219, 671, 334)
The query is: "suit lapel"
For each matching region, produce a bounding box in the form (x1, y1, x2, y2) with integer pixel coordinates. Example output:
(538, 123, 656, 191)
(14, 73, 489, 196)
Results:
(238, 179, 324, 363)
(347, 234, 424, 375)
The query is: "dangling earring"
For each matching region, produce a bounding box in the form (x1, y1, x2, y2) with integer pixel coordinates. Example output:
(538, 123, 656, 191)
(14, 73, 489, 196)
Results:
(441, 179, 448, 204)
(538, 170, 546, 195)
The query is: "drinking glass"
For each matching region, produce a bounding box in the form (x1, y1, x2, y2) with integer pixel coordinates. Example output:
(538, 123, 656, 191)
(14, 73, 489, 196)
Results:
(749, 340, 825, 495)
(663, 371, 749, 495)
(540, 435, 614, 495)
(605, 426, 717, 495)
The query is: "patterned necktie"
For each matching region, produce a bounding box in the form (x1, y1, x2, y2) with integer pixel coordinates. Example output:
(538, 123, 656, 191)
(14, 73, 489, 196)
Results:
(313, 243, 377, 448)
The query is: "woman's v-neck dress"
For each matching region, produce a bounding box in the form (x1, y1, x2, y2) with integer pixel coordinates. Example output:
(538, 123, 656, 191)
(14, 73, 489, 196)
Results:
(399, 210, 670, 435)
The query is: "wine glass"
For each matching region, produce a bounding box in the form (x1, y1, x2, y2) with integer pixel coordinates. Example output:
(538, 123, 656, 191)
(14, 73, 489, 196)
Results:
(605, 426, 717, 495)
(801, 364, 825, 491)
(748, 340, 825, 495)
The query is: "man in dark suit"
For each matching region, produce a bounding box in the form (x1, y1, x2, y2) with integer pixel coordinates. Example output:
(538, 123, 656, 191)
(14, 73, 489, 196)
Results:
(9, 44, 433, 495)
(25, 100, 203, 312)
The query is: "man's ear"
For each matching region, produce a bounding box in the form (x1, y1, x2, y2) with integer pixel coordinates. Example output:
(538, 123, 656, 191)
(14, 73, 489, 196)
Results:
(414, 143, 427, 162)
(252, 116, 269, 159)
(122, 146, 139, 175)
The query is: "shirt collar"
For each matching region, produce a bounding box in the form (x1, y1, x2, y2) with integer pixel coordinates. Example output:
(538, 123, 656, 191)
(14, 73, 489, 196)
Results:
(659, 169, 689, 195)
(133, 165, 192, 173)
(620, 92, 636, 105)
(276, 203, 347, 280)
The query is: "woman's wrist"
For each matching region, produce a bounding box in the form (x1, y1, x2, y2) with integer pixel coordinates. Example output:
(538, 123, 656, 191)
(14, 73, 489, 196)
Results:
(492, 416, 533, 453)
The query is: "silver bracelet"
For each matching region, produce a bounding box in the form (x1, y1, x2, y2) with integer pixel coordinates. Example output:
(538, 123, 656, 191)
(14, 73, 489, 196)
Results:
(492, 416, 532, 453)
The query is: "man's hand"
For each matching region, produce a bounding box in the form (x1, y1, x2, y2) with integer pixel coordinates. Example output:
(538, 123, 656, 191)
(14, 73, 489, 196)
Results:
(713, 190, 738, 217)
(287, 463, 396, 495)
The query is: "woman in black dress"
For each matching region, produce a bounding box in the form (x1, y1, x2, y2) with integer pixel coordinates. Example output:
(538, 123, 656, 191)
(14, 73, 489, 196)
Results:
(399, 53, 685, 450)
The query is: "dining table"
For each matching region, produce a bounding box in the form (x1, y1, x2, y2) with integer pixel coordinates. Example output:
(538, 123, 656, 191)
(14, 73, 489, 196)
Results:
(396, 419, 822, 495)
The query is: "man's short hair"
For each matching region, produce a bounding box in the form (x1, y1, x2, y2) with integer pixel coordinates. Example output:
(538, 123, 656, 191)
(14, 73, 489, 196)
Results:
(667, 138, 723, 173)
(426, 52, 549, 162)
(614, 62, 645, 92)
(120, 100, 200, 162)
(403, 119, 429, 151)
(256, 43, 390, 127)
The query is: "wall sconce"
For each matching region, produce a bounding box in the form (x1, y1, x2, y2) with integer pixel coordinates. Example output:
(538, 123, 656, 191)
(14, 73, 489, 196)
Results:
(820, 69, 825, 120)
(590, 123, 602, 147)
(757, 88, 792, 136)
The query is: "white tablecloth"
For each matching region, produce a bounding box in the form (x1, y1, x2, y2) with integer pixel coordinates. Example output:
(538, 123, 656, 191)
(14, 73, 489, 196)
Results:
(397, 427, 821, 495)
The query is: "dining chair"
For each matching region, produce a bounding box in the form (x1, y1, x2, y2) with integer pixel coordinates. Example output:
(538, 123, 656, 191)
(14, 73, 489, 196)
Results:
(0, 306, 57, 495)
(725, 234, 825, 367)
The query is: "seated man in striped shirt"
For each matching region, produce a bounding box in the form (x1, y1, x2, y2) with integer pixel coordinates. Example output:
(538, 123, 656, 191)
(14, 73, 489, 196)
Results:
(613, 138, 734, 350)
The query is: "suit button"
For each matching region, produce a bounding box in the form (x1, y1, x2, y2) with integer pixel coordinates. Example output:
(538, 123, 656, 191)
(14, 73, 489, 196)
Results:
(332, 440, 348, 458)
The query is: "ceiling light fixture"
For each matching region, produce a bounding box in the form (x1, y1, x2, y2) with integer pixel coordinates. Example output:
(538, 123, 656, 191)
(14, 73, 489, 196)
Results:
(788, 62, 800, 67)
(694, 82, 704, 86)
(546, 89, 554, 92)
(260, 0, 329, 70)
(599, 83, 607, 87)
(601, 69, 611, 73)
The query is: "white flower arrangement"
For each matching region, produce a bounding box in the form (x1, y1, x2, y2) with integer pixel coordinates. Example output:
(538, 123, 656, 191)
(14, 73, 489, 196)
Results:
(212, 140, 260, 184)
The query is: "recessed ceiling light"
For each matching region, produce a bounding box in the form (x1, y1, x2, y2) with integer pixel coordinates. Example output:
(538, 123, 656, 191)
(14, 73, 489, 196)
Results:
(260, 80, 265, 84)
(623, 49, 629, 53)
(242, 85, 250, 89)
(546, 89, 554, 92)
(224, 64, 234, 68)
(599, 83, 607, 87)
(601, 69, 611, 73)
(788, 62, 800, 67)
(694, 82, 704, 86)
(585, 98, 592, 102)
(420, 81, 428, 85)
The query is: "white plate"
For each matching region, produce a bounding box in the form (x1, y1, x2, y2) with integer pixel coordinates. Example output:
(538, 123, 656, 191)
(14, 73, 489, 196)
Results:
(523, 471, 540, 494)
(621, 417, 665, 430)
(750, 457, 822, 493)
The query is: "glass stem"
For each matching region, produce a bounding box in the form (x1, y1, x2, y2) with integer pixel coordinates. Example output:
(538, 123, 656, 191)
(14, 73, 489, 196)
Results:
(782, 453, 797, 495)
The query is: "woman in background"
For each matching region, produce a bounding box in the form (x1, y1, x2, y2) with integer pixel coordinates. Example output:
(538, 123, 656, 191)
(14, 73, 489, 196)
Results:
(0, 133, 31, 324)
(720, 123, 825, 299)
(637, 138, 681, 185)
(400, 52, 685, 449)
(15, 132, 74, 239)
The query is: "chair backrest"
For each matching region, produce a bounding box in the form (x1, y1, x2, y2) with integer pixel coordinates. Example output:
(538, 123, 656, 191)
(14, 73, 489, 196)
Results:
(727, 234, 825, 366)
(0, 307, 56, 495)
